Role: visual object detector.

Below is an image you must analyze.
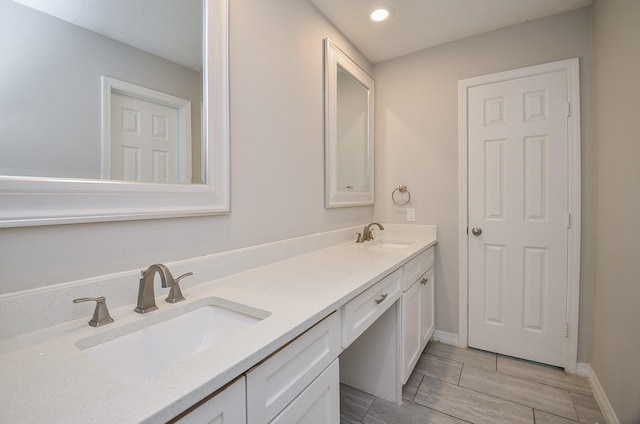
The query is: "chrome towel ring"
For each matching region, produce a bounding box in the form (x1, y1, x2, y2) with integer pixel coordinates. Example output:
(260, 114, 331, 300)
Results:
(392, 184, 411, 206)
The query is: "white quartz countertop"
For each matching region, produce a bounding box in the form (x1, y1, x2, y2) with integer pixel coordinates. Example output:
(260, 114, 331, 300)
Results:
(0, 225, 436, 423)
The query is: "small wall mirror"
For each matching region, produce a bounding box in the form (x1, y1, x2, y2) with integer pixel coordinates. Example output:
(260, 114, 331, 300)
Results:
(0, 0, 229, 227)
(324, 38, 374, 208)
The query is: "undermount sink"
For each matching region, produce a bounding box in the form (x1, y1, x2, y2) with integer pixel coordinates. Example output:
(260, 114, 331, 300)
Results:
(371, 240, 414, 249)
(77, 301, 269, 384)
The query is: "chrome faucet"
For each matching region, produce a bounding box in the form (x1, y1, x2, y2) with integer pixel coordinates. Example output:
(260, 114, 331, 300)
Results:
(361, 222, 385, 242)
(134, 264, 193, 313)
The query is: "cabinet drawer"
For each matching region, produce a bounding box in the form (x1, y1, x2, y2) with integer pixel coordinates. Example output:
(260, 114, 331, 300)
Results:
(341, 268, 402, 348)
(270, 359, 339, 424)
(246, 312, 340, 424)
(403, 246, 435, 291)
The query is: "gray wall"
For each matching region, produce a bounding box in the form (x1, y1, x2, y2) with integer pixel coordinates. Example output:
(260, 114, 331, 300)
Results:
(372, 8, 596, 363)
(0, 0, 202, 180)
(591, 0, 640, 422)
(0, 0, 373, 294)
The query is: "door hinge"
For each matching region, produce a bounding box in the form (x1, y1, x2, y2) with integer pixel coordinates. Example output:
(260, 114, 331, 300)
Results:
(565, 322, 569, 338)
(566, 213, 571, 228)
(566, 102, 571, 117)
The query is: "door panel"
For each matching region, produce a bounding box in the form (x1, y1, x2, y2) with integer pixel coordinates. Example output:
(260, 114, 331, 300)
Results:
(111, 92, 180, 183)
(467, 70, 569, 367)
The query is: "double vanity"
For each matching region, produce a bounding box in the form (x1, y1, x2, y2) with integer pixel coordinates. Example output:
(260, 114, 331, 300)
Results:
(0, 224, 436, 423)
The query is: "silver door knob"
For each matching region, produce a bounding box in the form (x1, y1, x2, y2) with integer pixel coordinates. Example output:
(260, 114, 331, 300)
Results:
(471, 227, 483, 236)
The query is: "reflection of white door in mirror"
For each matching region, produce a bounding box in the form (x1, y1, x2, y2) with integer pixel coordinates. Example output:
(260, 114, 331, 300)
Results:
(102, 77, 192, 184)
(324, 38, 374, 208)
(111, 93, 180, 183)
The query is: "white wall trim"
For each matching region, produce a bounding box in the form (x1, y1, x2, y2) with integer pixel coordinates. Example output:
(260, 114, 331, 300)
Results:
(578, 363, 620, 424)
(457, 58, 582, 371)
(432, 330, 459, 346)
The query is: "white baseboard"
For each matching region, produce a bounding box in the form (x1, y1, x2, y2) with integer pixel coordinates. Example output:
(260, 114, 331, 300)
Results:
(578, 363, 620, 424)
(432, 330, 458, 346)
(576, 362, 591, 377)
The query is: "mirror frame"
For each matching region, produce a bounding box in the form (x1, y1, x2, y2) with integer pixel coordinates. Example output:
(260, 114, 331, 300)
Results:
(324, 38, 374, 208)
(0, 0, 229, 227)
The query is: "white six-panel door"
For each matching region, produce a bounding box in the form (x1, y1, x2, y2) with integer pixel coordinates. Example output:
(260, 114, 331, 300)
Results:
(467, 70, 570, 367)
(110, 92, 180, 183)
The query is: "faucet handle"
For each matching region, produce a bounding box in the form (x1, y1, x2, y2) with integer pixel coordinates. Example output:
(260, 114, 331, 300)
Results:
(165, 272, 193, 304)
(73, 297, 114, 327)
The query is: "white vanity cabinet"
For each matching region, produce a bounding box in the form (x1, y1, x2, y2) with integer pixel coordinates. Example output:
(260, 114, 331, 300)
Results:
(246, 312, 341, 424)
(168, 237, 437, 423)
(270, 360, 340, 423)
(173, 376, 246, 424)
(174, 313, 340, 424)
(401, 246, 435, 383)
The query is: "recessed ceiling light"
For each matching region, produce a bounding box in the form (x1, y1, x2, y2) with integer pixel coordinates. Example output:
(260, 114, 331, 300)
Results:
(370, 8, 391, 22)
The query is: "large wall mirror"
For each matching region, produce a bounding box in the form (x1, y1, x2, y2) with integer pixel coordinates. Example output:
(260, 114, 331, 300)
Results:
(324, 38, 374, 208)
(0, 0, 229, 227)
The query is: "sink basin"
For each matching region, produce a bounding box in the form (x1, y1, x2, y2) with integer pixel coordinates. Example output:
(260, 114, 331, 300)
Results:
(371, 240, 414, 249)
(78, 303, 268, 384)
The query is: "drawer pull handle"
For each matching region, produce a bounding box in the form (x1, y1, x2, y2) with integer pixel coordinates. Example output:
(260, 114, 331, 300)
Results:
(421, 277, 429, 285)
(375, 293, 388, 304)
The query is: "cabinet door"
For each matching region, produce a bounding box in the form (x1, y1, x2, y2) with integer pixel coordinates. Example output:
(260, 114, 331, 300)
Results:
(420, 266, 435, 350)
(270, 360, 339, 424)
(246, 313, 340, 424)
(401, 280, 421, 384)
(174, 376, 246, 424)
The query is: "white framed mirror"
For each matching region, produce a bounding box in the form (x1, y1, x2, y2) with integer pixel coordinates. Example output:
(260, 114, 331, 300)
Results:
(324, 38, 374, 208)
(0, 0, 229, 227)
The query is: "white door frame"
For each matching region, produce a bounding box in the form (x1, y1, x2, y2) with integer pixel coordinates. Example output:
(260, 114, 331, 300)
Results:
(458, 58, 581, 373)
(101, 76, 192, 182)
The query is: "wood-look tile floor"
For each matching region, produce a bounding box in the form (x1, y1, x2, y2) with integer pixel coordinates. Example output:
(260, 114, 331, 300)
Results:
(341, 342, 605, 424)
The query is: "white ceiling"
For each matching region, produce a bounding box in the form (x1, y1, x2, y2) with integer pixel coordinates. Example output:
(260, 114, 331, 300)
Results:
(310, 0, 593, 63)
(12, 0, 202, 71)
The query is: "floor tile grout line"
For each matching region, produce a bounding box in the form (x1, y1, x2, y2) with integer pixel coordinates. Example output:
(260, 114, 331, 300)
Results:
(358, 395, 376, 424)
(482, 361, 594, 400)
(416, 372, 542, 423)
(568, 391, 582, 424)
(409, 373, 424, 402)
(495, 367, 595, 398)
(428, 347, 593, 420)
(422, 351, 470, 367)
(406, 401, 475, 424)
(496, 354, 592, 385)
(454, 372, 578, 421)
(410, 368, 464, 387)
(459, 352, 598, 423)
(533, 408, 583, 424)
(424, 347, 498, 371)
